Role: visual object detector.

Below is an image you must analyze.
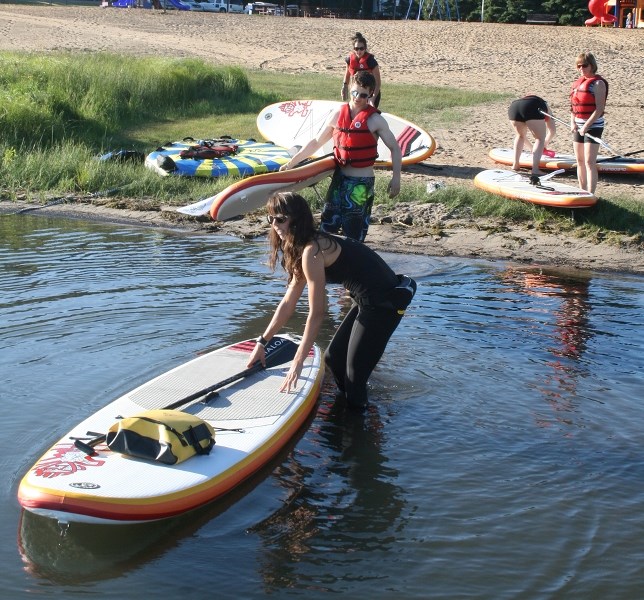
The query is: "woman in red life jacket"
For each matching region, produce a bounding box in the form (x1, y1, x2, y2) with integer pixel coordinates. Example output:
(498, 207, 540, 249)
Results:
(507, 95, 557, 178)
(341, 32, 381, 108)
(570, 52, 608, 194)
(280, 71, 401, 242)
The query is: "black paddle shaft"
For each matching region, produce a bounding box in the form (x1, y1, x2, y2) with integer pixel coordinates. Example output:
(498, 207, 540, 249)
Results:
(163, 336, 298, 411)
(597, 149, 644, 163)
(72, 337, 299, 456)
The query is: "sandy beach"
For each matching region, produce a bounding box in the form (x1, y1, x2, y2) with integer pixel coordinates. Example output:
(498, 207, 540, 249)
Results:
(0, 5, 642, 272)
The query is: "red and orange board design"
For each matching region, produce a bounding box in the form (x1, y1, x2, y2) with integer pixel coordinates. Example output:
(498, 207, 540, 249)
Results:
(18, 335, 323, 524)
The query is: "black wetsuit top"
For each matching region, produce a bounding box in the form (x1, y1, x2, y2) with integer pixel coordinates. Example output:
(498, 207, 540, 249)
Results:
(324, 235, 398, 303)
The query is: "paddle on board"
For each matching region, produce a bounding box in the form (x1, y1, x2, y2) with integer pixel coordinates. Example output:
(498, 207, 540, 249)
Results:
(73, 336, 299, 456)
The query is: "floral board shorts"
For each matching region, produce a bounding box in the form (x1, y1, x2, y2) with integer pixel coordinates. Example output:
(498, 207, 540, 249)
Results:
(320, 168, 375, 242)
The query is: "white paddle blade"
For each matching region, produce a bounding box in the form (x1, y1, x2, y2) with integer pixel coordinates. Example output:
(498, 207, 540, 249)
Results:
(541, 169, 566, 181)
(176, 197, 213, 216)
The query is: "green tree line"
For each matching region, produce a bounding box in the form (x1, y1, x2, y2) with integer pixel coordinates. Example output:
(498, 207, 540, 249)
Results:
(333, 0, 591, 24)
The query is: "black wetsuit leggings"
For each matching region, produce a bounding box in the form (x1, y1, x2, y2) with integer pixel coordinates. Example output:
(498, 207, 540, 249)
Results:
(325, 303, 403, 408)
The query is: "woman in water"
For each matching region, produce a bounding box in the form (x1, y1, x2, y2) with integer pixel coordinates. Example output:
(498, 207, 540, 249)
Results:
(247, 192, 416, 409)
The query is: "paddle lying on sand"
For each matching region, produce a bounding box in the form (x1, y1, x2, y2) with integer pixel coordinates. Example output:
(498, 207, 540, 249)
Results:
(73, 336, 299, 455)
(596, 149, 644, 164)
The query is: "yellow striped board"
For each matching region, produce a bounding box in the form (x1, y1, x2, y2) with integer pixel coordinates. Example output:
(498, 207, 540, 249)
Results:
(145, 138, 293, 178)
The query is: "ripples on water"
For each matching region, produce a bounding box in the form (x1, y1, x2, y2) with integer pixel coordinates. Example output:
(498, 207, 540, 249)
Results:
(2, 214, 643, 598)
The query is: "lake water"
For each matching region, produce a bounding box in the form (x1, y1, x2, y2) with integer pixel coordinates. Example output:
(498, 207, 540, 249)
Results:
(2, 212, 643, 598)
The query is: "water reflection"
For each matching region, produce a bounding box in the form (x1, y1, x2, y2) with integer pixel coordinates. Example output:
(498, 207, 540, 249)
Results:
(251, 380, 405, 593)
(496, 266, 593, 430)
(5, 214, 644, 598)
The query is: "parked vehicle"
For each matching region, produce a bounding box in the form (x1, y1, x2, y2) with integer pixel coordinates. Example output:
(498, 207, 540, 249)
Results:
(246, 2, 278, 14)
(189, 0, 244, 12)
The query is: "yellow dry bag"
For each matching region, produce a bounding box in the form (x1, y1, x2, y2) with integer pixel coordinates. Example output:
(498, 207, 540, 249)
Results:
(106, 409, 216, 465)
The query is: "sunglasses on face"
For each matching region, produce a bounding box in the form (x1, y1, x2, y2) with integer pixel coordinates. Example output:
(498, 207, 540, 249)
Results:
(354, 46, 365, 51)
(351, 90, 372, 99)
(577, 63, 589, 68)
(267, 214, 288, 225)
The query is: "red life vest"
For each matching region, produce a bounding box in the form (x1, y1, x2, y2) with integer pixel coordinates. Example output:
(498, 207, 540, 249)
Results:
(333, 104, 379, 168)
(570, 75, 608, 119)
(348, 51, 376, 75)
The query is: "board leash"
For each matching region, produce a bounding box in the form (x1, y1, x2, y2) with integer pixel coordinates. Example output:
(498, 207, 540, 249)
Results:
(528, 168, 567, 190)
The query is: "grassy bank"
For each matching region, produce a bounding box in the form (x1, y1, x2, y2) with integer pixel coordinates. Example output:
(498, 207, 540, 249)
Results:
(1, 51, 642, 241)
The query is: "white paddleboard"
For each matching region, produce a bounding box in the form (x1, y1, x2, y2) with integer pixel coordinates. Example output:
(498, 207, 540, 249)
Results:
(256, 100, 436, 166)
(474, 169, 597, 208)
(18, 335, 323, 524)
(489, 148, 644, 174)
(176, 156, 336, 220)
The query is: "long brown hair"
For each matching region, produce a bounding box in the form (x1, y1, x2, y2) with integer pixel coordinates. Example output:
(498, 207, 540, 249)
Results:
(266, 192, 318, 284)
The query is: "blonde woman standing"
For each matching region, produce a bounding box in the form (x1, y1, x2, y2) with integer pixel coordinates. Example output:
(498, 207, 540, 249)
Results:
(570, 52, 608, 193)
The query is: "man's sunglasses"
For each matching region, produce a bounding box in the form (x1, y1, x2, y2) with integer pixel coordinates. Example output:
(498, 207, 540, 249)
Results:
(351, 90, 372, 99)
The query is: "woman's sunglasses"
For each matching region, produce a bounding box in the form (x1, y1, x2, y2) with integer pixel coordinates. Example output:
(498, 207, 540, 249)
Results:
(354, 46, 365, 51)
(267, 214, 288, 224)
(351, 90, 372, 99)
(577, 63, 589, 68)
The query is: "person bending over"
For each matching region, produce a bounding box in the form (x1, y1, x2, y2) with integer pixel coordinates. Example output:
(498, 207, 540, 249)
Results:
(247, 192, 416, 410)
(508, 95, 556, 178)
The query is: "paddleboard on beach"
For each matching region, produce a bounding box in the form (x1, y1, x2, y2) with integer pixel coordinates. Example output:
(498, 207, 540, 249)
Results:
(177, 156, 336, 220)
(145, 138, 292, 178)
(257, 100, 436, 166)
(488, 148, 644, 174)
(474, 169, 597, 208)
(18, 335, 323, 524)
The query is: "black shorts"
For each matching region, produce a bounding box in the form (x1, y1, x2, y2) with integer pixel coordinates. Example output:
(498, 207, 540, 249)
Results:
(573, 126, 604, 144)
(508, 96, 548, 122)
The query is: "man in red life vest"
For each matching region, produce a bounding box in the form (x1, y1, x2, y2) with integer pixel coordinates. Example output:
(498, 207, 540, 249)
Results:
(280, 72, 401, 242)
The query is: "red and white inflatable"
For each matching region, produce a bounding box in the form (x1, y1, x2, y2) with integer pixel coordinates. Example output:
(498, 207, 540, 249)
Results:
(585, 0, 617, 25)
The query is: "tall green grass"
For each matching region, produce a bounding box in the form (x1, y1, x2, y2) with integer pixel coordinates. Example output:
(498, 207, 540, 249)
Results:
(1, 51, 641, 240)
(0, 52, 256, 148)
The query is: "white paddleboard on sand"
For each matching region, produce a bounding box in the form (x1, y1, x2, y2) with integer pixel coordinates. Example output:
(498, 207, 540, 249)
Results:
(18, 335, 323, 524)
(474, 169, 597, 208)
(488, 147, 644, 174)
(257, 100, 436, 166)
